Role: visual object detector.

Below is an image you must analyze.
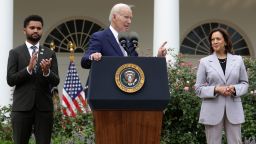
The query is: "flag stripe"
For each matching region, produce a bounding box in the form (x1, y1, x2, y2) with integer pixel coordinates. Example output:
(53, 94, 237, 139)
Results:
(62, 93, 76, 117)
(78, 93, 87, 107)
(62, 89, 77, 111)
(72, 98, 82, 113)
(77, 94, 87, 112)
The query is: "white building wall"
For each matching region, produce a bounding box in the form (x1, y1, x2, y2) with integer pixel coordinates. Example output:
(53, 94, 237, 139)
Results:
(12, 0, 256, 97)
(14, 0, 256, 57)
(13, 0, 154, 55)
(180, 0, 256, 57)
(13, 0, 154, 94)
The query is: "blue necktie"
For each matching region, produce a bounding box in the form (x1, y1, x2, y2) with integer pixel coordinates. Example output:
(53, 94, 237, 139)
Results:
(31, 46, 38, 73)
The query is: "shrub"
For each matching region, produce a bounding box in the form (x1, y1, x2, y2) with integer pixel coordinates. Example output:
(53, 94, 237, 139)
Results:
(51, 107, 95, 144)
(0, 105, 12, 143)
(161, 55, 205, 144)
(242, 57, 256, 141)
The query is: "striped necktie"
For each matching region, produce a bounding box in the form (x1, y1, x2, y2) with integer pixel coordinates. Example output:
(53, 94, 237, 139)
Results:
(31, 46, 38, 73)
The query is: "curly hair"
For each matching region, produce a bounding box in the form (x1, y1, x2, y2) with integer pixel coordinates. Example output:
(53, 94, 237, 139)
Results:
(24, 15, 43, 28)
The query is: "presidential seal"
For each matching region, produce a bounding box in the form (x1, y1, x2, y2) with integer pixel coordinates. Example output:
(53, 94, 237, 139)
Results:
(115, 63, 145, 93)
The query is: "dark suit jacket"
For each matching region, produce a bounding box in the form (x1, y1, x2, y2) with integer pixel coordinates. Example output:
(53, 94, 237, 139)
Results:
(81, 27, 138, 69)
(7, 44, 60, 111)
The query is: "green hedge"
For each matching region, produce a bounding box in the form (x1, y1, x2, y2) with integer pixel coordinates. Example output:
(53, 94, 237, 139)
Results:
(0, 105, 95, 144)
(1, 56, 255, 143)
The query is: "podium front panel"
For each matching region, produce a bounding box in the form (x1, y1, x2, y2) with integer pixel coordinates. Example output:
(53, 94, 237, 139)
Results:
(87, 57, 170, 110)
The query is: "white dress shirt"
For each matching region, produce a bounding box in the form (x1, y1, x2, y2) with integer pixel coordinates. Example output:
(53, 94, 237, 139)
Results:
(109, 25, 128, 56)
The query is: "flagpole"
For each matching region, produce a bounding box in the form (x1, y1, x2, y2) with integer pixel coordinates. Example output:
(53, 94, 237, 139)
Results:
(49, 41, 61, 111)
(62, 41, 89, 116)
(68, 41, 75, 62)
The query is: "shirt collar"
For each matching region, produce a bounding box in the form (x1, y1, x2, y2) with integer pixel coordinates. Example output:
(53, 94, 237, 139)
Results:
(25, 41, 39, 49)
(109, 25, 118, 39)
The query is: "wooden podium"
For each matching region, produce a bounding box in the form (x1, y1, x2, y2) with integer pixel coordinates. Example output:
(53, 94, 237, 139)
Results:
(87, 57, 170, 144)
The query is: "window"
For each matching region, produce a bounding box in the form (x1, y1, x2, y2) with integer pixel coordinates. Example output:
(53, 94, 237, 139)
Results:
(180, 22, 250, 56)
(44, 19, 104, 53)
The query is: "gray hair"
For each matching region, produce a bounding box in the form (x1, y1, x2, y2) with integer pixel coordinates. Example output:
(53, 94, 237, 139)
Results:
(109, 3, 132, 22)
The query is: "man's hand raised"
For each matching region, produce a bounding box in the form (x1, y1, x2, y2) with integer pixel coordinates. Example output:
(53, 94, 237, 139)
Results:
(157, 41, 167, 57)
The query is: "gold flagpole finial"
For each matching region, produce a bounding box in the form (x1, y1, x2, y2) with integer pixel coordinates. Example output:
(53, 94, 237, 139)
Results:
(68, 41, 74, 52)
(68, 41, 75, 62)
(50, 41, 56, 51)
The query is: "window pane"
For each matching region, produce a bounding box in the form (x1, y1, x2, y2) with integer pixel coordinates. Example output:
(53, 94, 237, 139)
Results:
(44, 19, 103, 53)
(180, 22, 249, 56)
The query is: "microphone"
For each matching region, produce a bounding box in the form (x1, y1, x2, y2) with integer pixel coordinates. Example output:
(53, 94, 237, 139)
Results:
(118, 32, 129, 51)
(129, 31, 139, 49)
(118, 32, 139, 56)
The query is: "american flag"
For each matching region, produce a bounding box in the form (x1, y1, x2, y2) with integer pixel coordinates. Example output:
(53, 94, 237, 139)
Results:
(62, 61, 87, 117)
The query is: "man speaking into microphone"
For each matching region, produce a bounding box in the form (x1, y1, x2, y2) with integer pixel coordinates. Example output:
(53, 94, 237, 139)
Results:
(81, 3, 167, 69)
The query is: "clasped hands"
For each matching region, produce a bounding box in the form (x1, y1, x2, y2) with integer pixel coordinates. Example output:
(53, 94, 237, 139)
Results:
(40, 58, 52, 75)
(214, 85, 236, 96)
(28, 51, 52, 75)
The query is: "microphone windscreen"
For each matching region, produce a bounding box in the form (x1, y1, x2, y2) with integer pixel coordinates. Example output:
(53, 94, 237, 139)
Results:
(129, 31, 139, 41)
(118, 32, 129, 42)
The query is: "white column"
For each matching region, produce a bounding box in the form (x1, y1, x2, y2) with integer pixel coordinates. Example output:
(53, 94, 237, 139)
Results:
(0, 0, 13, 106)
(153, 0, 179, 63)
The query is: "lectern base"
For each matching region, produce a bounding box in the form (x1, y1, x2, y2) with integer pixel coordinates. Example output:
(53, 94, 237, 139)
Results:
(93, 110, 163, 144)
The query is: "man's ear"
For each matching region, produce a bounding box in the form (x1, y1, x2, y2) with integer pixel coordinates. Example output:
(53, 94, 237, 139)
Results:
(113, 14, 117, 20)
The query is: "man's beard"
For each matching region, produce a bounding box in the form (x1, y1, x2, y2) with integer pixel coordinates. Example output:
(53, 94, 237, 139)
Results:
(26, 34, 41, 43)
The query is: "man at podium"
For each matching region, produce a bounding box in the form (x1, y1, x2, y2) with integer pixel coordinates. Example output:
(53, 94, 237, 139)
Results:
(80, 4, 170, 144)
(81, 3, 167, 69)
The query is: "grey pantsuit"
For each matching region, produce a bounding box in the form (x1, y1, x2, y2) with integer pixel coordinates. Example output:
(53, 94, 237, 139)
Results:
(195, 52, 248, 144)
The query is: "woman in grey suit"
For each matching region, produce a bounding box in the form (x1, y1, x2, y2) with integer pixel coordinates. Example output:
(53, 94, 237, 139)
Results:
(195, 28, 248, 144)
